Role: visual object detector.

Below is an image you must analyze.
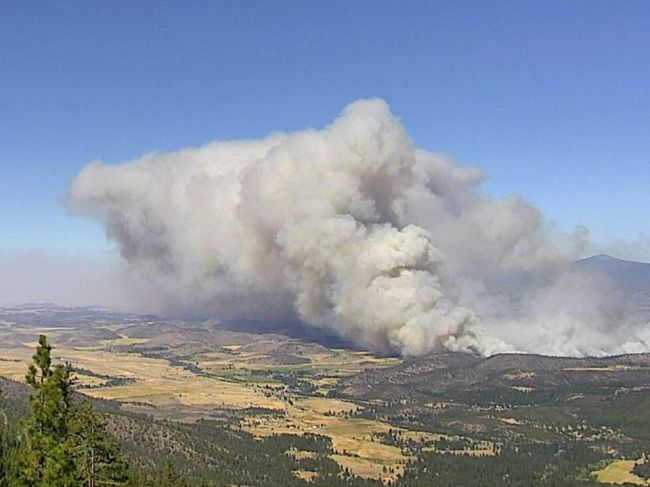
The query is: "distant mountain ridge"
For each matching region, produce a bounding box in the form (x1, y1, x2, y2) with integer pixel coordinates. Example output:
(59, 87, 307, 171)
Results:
(577, 254, 650, 279)
(576, 254, 650, 318)
(336, 350, 650, 403)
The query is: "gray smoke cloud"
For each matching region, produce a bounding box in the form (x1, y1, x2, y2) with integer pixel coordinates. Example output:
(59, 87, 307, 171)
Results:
(67, 98, 648, 356)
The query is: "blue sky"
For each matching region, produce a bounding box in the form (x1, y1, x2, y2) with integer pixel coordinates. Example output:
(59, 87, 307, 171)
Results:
(1, 0, 649, 258)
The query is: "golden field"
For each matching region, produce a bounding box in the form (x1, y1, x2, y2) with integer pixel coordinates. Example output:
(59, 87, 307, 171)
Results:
(0, 324, 449, 480)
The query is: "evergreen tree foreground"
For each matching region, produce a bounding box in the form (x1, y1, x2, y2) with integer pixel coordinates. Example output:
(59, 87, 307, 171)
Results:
(3, 335, 128, 487)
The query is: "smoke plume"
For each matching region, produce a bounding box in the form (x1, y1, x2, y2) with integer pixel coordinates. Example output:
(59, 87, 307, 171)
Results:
(67, 99, 648, 356)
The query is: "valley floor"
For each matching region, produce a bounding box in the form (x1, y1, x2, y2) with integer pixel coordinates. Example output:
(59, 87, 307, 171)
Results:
(1, 305, 649, 486)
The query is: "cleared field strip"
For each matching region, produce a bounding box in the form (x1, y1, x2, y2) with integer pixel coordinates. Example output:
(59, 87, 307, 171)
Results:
(594, 459, 650, 486)
(59, 349, 286, 410)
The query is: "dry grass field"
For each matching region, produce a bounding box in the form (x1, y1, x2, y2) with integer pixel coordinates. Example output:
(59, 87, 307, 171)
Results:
(293, 469, 319, 482)
(241, 397, 413, 476)
(0, 322, 484, 481)
(0, 351, 30, 381)
(239, 394, 490, 479)
(593, 459, 650, 485)
(286, 448, 319, 460)
(0, 325, 410, 479)
(63, 349, 286, 413)
(0, 336, 286, 420)
(198, 349, 399, 378)
(332, 454, 403, 483)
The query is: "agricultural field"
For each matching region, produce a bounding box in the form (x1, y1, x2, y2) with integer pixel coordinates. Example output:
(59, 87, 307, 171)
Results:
(2, 305, 650, 485)
(0, 305, 420, 479)
(593, 459, 650, 486)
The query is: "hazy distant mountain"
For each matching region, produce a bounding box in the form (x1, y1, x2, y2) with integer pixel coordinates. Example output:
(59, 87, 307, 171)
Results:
(576, 254, 650, 318)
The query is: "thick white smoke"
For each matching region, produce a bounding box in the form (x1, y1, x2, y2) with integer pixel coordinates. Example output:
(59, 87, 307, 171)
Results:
(67, 99, 648, 357)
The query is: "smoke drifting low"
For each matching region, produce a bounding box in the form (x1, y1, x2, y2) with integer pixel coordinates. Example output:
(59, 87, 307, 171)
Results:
(67, 99, 648, 357)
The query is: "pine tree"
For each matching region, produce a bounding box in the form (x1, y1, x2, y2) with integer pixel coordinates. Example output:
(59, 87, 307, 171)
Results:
(9, 336, 131, 487)
(69, 400, 128, 486)
(154, 459, 190, 487)
(12, 335, 77, 486)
